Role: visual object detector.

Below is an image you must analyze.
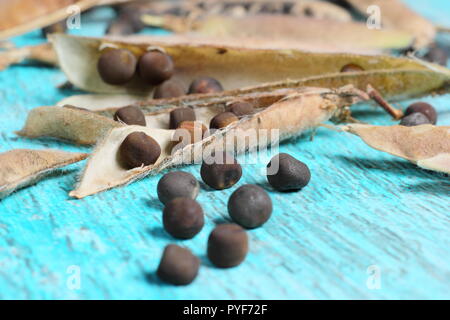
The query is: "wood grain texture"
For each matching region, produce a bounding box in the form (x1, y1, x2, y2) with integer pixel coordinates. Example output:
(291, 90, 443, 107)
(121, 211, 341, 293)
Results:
(0, 2, 449, 300)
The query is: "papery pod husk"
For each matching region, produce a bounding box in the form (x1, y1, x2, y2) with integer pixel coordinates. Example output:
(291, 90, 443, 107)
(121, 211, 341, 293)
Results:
(70, 86, 368, 198)
(0, 0, 129, 40)
(141, 14, 414, 51)
(343, 124, 450, 174)
(50, 34, 447, 95)
(17, 106, 122, 145)
(163, 0, 353, 22)
(0, 149, 88, 199)
(343, 0, 436, 49)
(0, 43, 57, 71)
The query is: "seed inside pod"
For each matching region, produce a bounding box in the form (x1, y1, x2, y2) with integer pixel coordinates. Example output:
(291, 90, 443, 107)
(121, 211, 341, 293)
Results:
(225, 101, 255, 117)
(163, 198, 204, 239)
(201, 152, 242, 190)
(157, 244, 200, 285)
(340, 63, 364, 73)
(153, 79, 186, 99)
(138, 51, 175, 85)
(209, 112, 239, 130)
(118, 132, 161, 169)
(423, 46, 448, 66)
(188, 77, 224, 94)
(404, 102, 437, 125)
(267, 153, 311, 192)
(157, 171, 200, 205)
(97, 49, 137, 85)
(169, 107, 196, 129)
(228, 185, 273, 229)
(207, 224, 248, 268)
(174, 121, 208, 146)
(400, 112, 430, 127)
(114, 106, 147, 126)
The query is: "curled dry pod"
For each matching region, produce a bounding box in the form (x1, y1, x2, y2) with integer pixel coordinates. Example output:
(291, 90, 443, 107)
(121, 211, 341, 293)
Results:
(0, 149, 88, 199)
(48, 34, 450, 95)
(17, 106, 122, 145)
(342, 124, 450, 174)
(71, 86, 368, 198)
(343, 0, 436, 49)
(142, 14, 414, 51)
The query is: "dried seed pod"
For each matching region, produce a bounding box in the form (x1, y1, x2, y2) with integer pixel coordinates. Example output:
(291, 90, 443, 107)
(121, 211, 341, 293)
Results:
(188, 77, 224, 94)
(209, 112, 239, 130)
(225, 101, 254, 117)
(404, 102, 437, 124)
(423, 46, 448, 66)
(157, 171, 200, 205)
(400, 112, 430, 127)
(42, 20, 66, 37)
(114, 105, 147, 126)
(69, 87, 368, 198)
(267, 153, 311, 192)
(50, 34, 450, 96)
(157, 244, 200, 285)
(169, 107, 196, 129)
(0, 149, 88, 199)
(340, 63, 364, 73)
(207, 224, 248, 268)
(228, 185, 273, 229)
(163, 198, 204, 239)
(119, 132, 161, 169)
(201, 152, 242, 190)
(154, 79, 186, 99)
(17, 106, 122, 145)
(138, 51, 174, 85)
(97, 49, 137, 85)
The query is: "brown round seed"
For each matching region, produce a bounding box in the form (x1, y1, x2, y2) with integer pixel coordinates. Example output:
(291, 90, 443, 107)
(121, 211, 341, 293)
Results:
(175, 121, 208, 145)
(163, 198, 204, 239)
(225, 101, 254, 117)
(157, 171, 200, 205)
(340, 63, 364, 73)
(404, 102, 437, 125)
(157, 244, 200, 285)
(188, 77, 224, 94)
(200, 152, 242, 190)
(153, 79, 186, 99)
(114, 106, 147, 126)
(138, 51, 174, 85)
(169, 107, 196, 129)
(207, 224, 248, 268)
(267, 153, 311, 192)
(97, 49, 137, 85)
(118, 132, 161, 169)
(209, 112, 239, 130)
(228, 184, 273, 229)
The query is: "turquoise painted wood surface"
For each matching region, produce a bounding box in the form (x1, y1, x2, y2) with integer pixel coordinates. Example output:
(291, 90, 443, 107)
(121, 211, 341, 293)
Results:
(0, 1, 449, 300)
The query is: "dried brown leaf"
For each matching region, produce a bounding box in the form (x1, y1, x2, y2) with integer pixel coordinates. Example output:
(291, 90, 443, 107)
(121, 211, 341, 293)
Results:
(343, 124, 450, 174)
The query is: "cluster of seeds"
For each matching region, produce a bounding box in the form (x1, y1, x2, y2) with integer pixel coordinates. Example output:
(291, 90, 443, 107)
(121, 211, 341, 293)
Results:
(113, 97, 257, 170)
(97, 48, 225, 100)
(155, 151, 311, 285)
